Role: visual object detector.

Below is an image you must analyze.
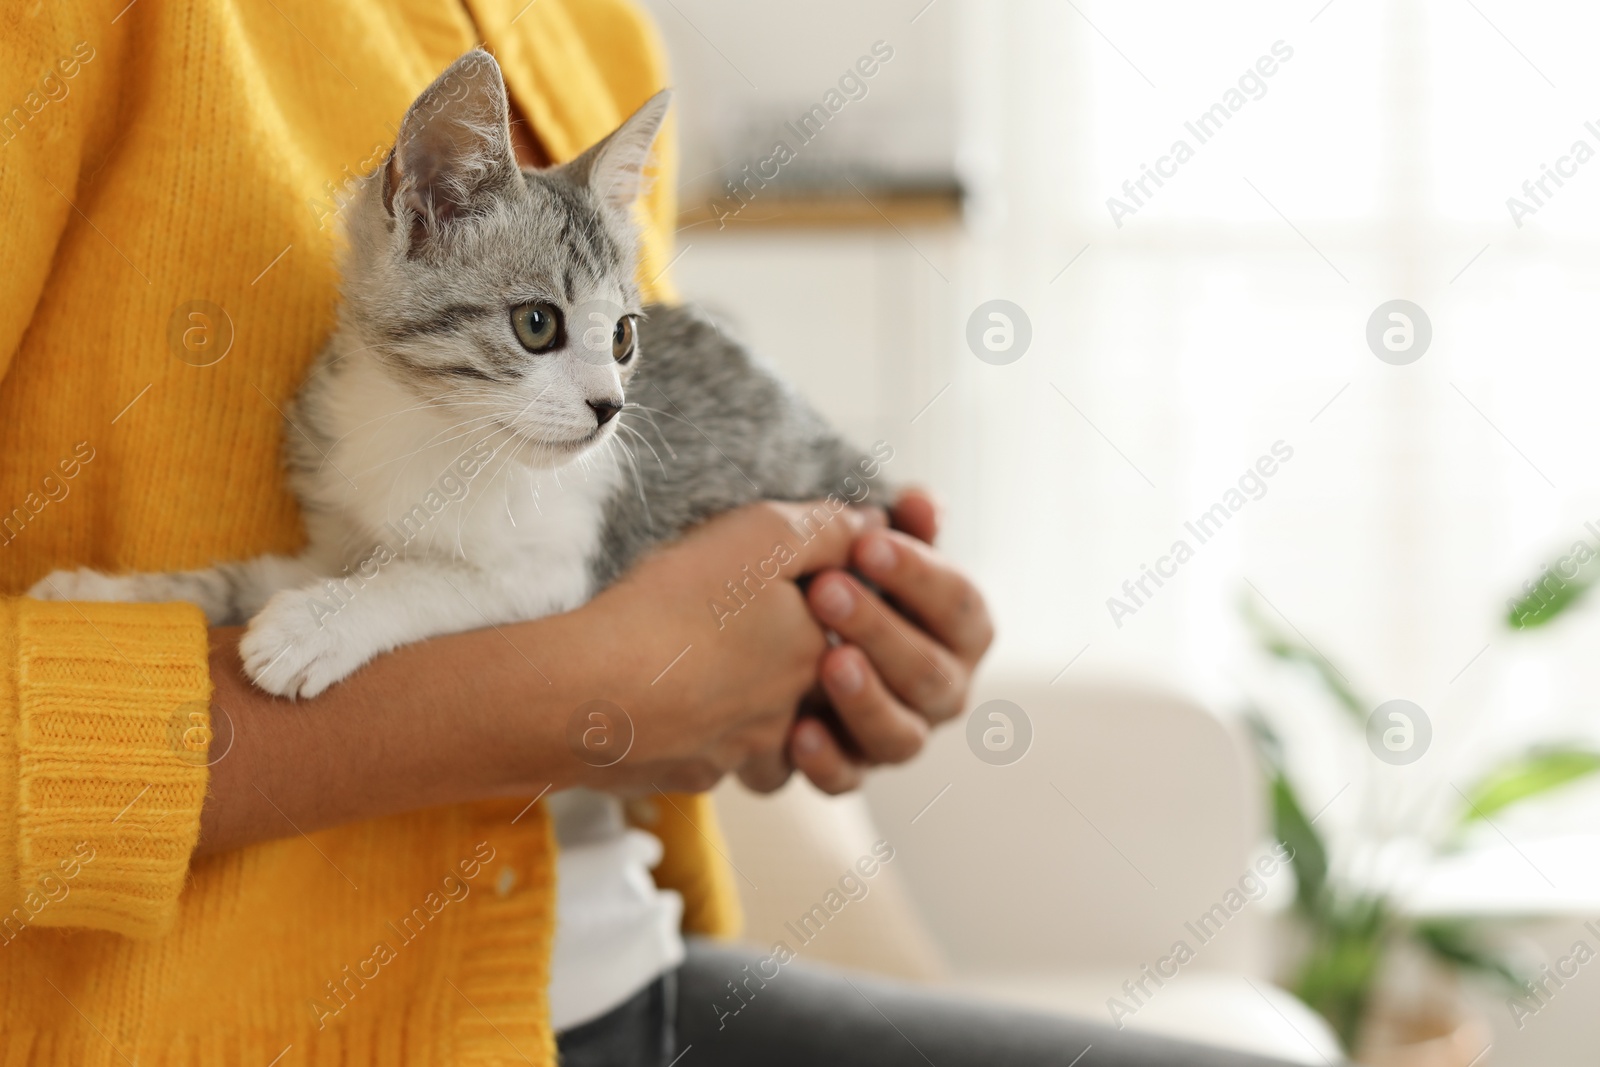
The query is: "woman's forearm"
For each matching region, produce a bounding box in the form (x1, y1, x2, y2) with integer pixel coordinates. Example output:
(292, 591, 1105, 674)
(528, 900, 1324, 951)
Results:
(195, 619, 582, 857)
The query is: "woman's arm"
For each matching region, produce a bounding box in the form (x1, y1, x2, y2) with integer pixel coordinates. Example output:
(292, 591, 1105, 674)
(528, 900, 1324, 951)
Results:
(196, 500, 877, 856)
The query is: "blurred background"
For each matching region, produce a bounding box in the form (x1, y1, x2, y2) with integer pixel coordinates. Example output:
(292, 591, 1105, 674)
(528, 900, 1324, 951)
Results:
(638, 1, 1600, 1063)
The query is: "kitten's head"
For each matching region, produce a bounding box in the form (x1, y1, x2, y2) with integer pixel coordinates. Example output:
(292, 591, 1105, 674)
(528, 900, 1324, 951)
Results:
(342, 50, 669, 469)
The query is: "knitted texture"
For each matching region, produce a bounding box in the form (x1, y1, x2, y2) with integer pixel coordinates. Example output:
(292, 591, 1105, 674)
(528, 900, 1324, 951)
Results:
(3, 598, 212, 939)
(0, 1, 737, 1062)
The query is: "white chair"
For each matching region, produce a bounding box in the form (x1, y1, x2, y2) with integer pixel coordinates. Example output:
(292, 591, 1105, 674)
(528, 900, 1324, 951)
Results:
(713, 672, 1344, 1064)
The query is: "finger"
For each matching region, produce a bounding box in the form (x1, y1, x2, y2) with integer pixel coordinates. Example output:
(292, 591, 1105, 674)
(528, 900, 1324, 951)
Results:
(890, 486, 941, 545)
(818, 644, 931, 765)
(790, 716, 865, 795)
(809, 571, 965, 722)
(851, 530, 993, 662)
(761, 500, 887, 579)
(738, 748, 794, 794)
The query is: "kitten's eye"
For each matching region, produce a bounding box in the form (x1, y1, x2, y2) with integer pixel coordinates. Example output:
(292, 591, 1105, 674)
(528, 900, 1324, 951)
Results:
(511, 302, 563, 352)
(613, 316, 636, 364)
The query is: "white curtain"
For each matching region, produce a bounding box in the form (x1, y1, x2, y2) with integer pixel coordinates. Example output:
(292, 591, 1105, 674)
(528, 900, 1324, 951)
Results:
(948, 0, 1600, 881)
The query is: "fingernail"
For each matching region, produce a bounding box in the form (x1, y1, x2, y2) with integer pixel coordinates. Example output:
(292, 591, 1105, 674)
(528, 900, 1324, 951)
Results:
(794, 721, 825, 756)
(828, 654, 864, 695)
(815, 578, 853, 622)
(858, 535, 895, 576)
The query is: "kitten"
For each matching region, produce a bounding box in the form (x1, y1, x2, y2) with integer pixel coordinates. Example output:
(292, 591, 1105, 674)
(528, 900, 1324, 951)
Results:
(31, 50, 891, 698)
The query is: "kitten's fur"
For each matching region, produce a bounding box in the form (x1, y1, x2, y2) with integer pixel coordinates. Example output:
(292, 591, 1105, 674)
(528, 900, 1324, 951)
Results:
(31, 51, 886, 698)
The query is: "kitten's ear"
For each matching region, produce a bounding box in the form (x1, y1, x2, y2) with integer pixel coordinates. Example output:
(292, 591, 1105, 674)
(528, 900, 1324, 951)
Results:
(561, 89, 672, 213)
(384, 50, 519, 240)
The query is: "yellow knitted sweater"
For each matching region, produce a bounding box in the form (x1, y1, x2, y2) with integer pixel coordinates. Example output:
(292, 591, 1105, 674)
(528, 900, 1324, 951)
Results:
(0, 1, 738, 1062)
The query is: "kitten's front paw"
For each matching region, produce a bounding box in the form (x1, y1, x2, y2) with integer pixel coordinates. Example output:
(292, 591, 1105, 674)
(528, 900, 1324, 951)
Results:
(239, 592, 374, 699)
(28, 568, 132, 602)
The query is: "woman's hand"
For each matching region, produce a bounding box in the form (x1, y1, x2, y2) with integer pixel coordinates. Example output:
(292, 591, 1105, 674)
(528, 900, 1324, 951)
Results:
(558, 500, 883, 797)
(787, 487, 993, 793)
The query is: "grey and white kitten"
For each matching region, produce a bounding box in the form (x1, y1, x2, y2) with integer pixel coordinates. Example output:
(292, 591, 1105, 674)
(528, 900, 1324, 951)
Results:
(32, 51, 890, 698)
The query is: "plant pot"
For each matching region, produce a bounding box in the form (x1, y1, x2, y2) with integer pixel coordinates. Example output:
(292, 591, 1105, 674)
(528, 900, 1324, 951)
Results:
(1357, 1009, 1492, 1067)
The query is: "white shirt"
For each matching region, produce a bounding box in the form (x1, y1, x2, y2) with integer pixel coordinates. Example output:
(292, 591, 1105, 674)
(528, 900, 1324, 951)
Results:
(545, 788, 687, 1032)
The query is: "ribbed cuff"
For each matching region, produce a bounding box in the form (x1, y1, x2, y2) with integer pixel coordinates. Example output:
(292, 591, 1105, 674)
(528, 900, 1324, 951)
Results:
(2, 597, 212, 939)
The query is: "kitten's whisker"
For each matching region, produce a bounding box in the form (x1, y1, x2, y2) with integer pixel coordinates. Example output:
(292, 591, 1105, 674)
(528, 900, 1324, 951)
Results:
(436, 383, 551, 528)
(422, 418, 526, 560)
(607, 432, 654, 530)
(347, 415, 504, 478)
(621, 403, 680, 460)
(336, 398, 505, 457)
(352, 408, 510, 491)
(324, 394, 494, 450)
(616, 418, 667, 475)
(460, 429, 528, 527)
(620, 402, 687, 425)
(455, 386, 550, 526)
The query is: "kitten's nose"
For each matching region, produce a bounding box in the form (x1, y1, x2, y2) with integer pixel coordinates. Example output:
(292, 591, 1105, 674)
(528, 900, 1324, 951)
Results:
(587, 398, 621, 426)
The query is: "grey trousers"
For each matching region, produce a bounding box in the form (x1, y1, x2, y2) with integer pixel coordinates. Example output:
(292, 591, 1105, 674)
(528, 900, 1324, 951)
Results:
(555, 939, 1323, 1067)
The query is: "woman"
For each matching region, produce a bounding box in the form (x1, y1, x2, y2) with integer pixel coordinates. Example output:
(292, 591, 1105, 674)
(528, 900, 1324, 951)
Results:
(0, 2, 1312, 1064)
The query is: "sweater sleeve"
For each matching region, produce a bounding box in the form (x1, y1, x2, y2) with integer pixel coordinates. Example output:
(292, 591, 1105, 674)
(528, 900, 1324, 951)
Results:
(0, 5, 207, 943)
(0, 598, 212, 941)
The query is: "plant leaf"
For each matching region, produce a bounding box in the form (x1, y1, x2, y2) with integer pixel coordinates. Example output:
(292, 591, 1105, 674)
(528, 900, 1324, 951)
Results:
(1457, 747, 1600, 826)
(1272, 772, 1330, 914)
(1243, 706, 1284, 768)
(1505, 558, 1600, 630)
(1242, 708, 1331, 914)
(1292, 895, 1389, 1053)
(1414, 920, 1527, 992)
(1242, 596, 1367, 724)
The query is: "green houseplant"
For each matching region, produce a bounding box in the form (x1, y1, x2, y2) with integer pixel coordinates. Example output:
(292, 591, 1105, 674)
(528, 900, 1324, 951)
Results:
(1240, 567, 1600, 1057)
